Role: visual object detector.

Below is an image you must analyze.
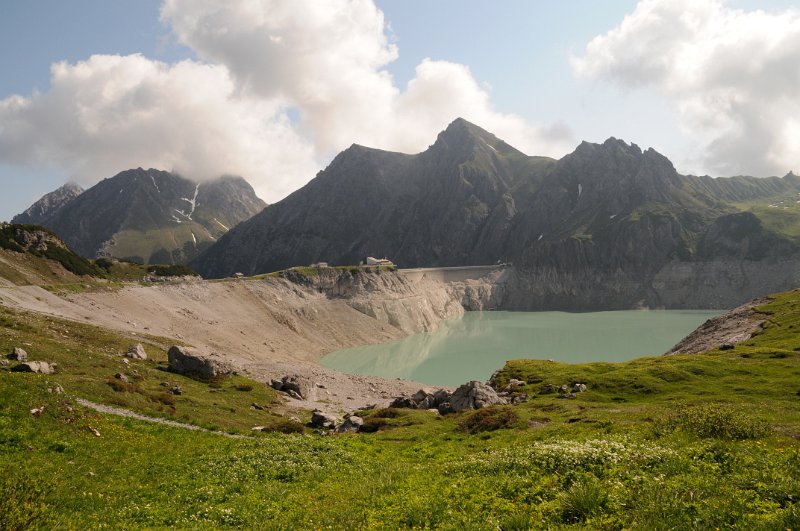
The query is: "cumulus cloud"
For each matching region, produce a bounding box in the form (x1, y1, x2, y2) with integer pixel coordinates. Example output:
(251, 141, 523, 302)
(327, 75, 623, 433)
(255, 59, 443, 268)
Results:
(0, 54, 317, 201)
(161, 0, 571, 157)
(0, 0, 572, 204)
(572, 0, 800, 176)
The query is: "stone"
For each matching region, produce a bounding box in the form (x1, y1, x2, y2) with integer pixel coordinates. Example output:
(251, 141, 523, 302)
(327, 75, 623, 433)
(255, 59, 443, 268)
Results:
(269, 379, 284, 391)
(278, 375, 314, 400)
(8, 347, 28, 362)
(48, 384, 64, 394)
(558, 385, 569, 394)
(572, 383, 587, 393)
(540, 384, 558, 395)
(445, 381, 506, 413)
(389, 396, 415, 409)
(251, 403, 264, 410)
(336, 415, 364, 433)
(309, 410, 338, 429)
(511, 394, 530, 405)
(167, 346, 233, 379)
(169, 386, 182, 396)
(0, 359, 9, 367)
(558, 393, 576, 399)
(125, 344, 147, 360)
(506, 378, 525, 389)
(286, 389, 302, 400)
(114, 372, 129, 383)
(11, 361, 55, 374)
(719, 343, 735, 351)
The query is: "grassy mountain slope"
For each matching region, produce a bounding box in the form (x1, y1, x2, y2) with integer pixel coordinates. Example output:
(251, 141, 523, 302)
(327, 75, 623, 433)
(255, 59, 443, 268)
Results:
(2, 289, 800, 528)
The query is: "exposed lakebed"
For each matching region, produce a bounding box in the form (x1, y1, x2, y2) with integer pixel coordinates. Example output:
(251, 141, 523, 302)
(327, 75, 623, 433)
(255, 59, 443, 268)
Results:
(321, 310, 722, 387)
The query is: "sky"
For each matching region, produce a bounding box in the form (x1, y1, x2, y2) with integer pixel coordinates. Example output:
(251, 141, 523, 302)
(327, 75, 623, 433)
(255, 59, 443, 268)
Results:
(1, 0, 799, 221)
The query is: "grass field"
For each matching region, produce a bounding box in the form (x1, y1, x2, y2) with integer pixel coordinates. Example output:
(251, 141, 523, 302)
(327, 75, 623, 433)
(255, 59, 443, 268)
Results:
(2, 292, 800, 528)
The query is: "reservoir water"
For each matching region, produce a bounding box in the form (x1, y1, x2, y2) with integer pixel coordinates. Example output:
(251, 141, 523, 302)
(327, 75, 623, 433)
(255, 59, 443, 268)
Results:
(321, 310, 721, 387)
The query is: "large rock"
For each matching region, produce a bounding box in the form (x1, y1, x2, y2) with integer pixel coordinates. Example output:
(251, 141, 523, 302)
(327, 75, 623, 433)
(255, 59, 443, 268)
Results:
(11, 361, 55, 374)
(271, 375, 315, 400)
(335, 415, 364, 433)
(446, 381, 506, 413)
(309, 410, 338, 429)
(167, 346, 233, 379)
(125, 344, 147, 360)
(7, 347, 28, 362)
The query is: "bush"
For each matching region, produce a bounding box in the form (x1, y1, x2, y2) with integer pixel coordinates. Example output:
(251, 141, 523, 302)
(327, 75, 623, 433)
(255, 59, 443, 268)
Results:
(559, 478, 608, 524)
(359, 417, 389, 433)
(459, 406, 519, 434)
(266, 419, 305, 434)
(235, 384, 254, 392)
(371, 408, 402, 419)
(147, 264, 197, 277)
(0, 466, 51, 529)
(106, 378, 139, 393)
(667, 404, 770, 440)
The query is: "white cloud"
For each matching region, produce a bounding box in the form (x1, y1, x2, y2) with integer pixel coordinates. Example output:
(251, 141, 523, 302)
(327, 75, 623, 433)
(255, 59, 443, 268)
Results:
(572, 0, 800, 176)
(0, 54, 317, 202)
(0, 0, 572, 206)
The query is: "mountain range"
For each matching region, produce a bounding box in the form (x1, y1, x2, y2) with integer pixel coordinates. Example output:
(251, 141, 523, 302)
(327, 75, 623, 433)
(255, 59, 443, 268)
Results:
(189, 118, 800, 309)
(14, 169, 265, 264)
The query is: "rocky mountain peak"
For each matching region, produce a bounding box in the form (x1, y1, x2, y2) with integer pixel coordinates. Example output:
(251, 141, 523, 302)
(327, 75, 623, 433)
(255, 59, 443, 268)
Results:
(12, 182, 84, 225)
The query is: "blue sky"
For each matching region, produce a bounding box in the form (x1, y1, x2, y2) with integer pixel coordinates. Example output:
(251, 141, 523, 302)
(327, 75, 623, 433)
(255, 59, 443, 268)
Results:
(1, 0, 798, 220)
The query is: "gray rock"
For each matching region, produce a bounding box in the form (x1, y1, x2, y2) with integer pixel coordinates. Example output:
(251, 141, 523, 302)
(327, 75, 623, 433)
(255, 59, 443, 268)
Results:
(310, 410, 338, 429)
(0, 359, 9, 367)
(558, 393, 576, 399)
(114, 372, 129, 383)
(558, 385, 569, 394)
(511, 394, 530, 404)
(278, 375, 314, 400)
(445, 381, 506, 413)
(11, 361, 55, 374)
(169, 386, 182, 396)
(125, 344, 147, 360)
(286, 389, 302, 400)
(167, 346, 233, 379)
(251, 403, 264, 411)
(269, 379, 284, 391)
(572, 383, 587, 393)
(540, 384, 558, 395)
(389, 396, 415, 408)
(336, 415, 364, 433)
(8, 347, 28, 362)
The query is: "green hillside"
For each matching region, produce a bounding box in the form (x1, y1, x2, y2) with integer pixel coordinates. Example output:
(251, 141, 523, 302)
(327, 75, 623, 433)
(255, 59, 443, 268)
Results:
(2, 291, 800, 528)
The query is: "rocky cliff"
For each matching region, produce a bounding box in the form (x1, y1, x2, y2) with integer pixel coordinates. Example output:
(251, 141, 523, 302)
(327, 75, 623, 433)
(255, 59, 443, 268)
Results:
(191, 118, 800, 310)
(12, 183, 83, 225)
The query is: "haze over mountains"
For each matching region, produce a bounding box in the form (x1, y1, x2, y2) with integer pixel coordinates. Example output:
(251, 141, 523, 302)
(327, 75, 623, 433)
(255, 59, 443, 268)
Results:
(189, 118, 800, 309)
(14, 169, 265, 265)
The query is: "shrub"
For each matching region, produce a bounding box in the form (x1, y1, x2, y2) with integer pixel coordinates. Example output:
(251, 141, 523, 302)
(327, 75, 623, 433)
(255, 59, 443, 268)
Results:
(668, 404, 770, 440)
(559, 478, 608, 524)
(359, 417, 389, 433)
(147, 264, 197, 277)
(371, 408, 402, 419)
(0, 466, 51, 529)
(106, 378, 139, 393)
(459, 406, 519, 434)
(235, 384, 254, 392)
(266, 419, 305, 434)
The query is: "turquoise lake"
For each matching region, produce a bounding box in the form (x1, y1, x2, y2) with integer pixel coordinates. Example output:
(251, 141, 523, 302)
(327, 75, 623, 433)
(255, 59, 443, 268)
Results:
(320, 310, 722, 387)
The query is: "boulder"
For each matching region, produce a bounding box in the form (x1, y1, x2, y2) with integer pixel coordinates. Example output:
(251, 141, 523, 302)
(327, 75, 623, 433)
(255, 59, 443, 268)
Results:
(445, 381, 506, 413)
(279, 375, 314, 400)
(336, 415, 364, 433)
(114, 372, 129, 383)
(167, 346, 233, 379)
(7, 347, 28, 362)
(169, 386, 182, 396)
(572, 383, 587, 393)
(310, 410, 338, 429)
(540, 384, 558, 395)
(11, 361, 55, 374)
(125, 344, 147, 360)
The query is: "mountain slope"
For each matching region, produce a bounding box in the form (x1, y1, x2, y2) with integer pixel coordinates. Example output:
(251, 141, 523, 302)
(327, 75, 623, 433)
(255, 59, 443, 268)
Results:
(11, 183, 84, 225)
(23, 169, 266, 264)
(191, 118, 800, 309)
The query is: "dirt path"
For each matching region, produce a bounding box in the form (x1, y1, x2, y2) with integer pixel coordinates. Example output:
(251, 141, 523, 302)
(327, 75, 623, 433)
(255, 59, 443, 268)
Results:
(76, 398, 250, 438)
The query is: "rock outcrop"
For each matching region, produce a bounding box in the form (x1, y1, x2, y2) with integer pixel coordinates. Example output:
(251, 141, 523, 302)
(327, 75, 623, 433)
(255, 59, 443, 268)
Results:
(666, 297, 771, 354)
(7, 347, 28, 362)
(167, 346, 233, 378)
(11, 361, 55, 374)
(125, 344, 148, 360)
(191, 118, 800, 311)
